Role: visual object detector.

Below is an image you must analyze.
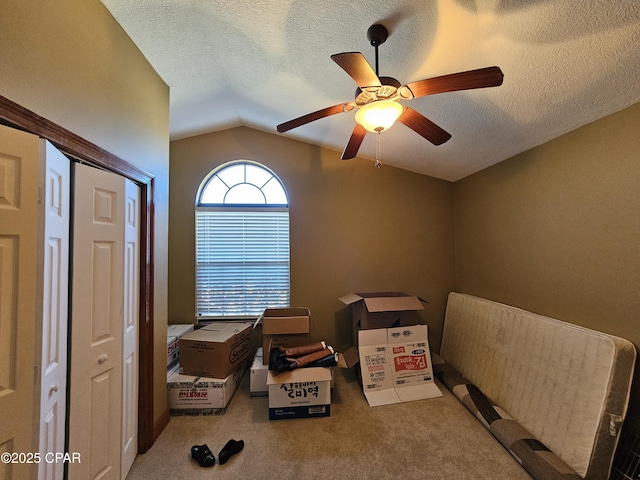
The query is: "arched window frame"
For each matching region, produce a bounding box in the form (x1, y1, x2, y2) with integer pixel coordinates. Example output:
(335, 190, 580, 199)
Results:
(195, 161, 290, 318)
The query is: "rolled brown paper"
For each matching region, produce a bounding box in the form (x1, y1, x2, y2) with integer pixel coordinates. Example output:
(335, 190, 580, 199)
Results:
(287, 348, 332, 368)
(283, 341, 326, 358)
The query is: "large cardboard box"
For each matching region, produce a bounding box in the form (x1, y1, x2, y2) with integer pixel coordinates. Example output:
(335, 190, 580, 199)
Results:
(261, 307, 310, 364)
(167, 324, 194, 371)
(180, 322, 252, 379)
(167, 363, 246, 415)
(358, 324, 442, 407)
(339, 292, 425, 347)
(266, 367, 331, 420)
(250, 347, 269, 397)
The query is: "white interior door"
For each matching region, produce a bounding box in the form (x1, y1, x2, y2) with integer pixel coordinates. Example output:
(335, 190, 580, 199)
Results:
(0, 124, 40, 480)
(68, 163, 125, 480)
(121, 179, 140, 478)
(37, 140, 70, 480)
(1, 125, 140, 480)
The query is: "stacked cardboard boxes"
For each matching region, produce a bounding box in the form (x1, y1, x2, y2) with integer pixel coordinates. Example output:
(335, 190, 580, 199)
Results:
(252, 308, 311, 396)
(253, 307, 333, 419)
(167, 322, 252, 415)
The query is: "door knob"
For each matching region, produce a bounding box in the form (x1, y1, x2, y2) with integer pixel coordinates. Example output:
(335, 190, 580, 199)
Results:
(98, 354, 108, 364)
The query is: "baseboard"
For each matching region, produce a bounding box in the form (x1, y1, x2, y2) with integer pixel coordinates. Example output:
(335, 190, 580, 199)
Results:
(153, 407, 171, 444)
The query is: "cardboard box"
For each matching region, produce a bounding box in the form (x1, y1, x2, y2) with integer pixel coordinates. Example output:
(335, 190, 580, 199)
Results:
(167, 324, 194, 370)
(167, 336, 179, 369)
(167, 362, 180, 379)
(250, 347, 269, 397)
(167, 363, 246, 415)
(266, 367, 331, 420)
(358, 324, 442, 407)
(253, 348, 335, 396)
(339, 292, 425, 347)
(261, 307, 310, 364)
(180, 322, 252, 379)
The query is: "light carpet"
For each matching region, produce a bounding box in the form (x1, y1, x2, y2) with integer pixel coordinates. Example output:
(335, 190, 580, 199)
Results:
(126, 367, 532, 479)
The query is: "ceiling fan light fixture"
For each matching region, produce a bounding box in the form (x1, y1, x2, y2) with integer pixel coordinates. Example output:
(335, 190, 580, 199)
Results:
(355, 100, 403, 133)
(277, 24, 504, 161)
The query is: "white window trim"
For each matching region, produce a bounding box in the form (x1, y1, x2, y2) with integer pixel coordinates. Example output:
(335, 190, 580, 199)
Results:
(195, 162, 290, 319)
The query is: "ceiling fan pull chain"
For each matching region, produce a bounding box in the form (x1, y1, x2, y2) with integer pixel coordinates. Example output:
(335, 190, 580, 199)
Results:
(375, 132, 382, 168)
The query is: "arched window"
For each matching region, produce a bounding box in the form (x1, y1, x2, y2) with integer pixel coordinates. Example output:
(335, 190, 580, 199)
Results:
(195, 161, 290, 317)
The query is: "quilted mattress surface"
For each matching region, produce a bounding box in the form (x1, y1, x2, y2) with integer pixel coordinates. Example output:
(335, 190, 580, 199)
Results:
(440, 293, 636, 479)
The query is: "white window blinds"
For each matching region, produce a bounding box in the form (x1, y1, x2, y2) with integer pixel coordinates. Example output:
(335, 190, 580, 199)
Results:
(195, 208, 290, 317)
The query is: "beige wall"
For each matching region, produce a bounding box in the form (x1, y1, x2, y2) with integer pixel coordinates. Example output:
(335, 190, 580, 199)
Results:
(169, 127, 456, 351)
(1, 0, 170, 422)
(454, 103, 640, 418)
(7, 0, 637, 444)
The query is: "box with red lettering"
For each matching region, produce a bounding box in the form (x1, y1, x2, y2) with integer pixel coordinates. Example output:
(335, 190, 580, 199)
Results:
(358, 324, 442, 407)
(167, 363, 246, 415)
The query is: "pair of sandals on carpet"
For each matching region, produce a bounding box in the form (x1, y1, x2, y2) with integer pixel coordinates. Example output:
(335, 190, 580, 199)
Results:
(191, 439, 243, 468)
(190, 342, 336, 468)
(268, 341, 338, 371)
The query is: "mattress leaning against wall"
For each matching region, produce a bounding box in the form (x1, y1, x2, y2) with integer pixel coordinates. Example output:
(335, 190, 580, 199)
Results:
(440, 292, 636, 480)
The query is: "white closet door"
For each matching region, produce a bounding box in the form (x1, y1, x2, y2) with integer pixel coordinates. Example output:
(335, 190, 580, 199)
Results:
(121, 179, 140, 478)
(68, 163, 125, 480)
(37, 140, 70, 480)
(0, 124, 40, 480)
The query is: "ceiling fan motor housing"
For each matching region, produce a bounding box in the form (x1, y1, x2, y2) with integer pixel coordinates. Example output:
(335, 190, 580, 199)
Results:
(367, 24, 388, 46)
(354, 76, 401, 106)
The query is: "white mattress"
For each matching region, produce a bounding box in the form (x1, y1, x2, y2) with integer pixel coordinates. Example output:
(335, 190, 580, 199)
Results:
(440, 293, 636, 479)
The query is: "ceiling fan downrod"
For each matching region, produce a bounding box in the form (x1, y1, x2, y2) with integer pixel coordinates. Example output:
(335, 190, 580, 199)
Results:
(367, 24, 388, 76)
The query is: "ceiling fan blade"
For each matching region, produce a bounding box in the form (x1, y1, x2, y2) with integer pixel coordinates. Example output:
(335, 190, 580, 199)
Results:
(404, 66, 504, 99)
(341, 124, 367, 160)
(277, 103, 353, 133)
(331, 52, 381, 90)
(398, 107, 452, 146)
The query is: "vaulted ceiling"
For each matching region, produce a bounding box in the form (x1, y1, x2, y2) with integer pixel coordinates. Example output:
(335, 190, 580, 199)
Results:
(102, 0, 640, 181)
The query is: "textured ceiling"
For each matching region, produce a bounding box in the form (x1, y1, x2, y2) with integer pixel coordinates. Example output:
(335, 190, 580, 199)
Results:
(102, 0, 640, 181)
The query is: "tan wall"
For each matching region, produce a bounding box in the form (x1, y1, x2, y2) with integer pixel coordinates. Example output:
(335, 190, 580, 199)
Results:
(169, 127, 455, 351)
(1, 0, 170, 422)
(453, 103, 640, 418)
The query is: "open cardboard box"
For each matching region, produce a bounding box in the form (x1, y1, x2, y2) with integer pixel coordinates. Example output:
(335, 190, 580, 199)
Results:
(260, 307, 311, 364)
(337, 291, 428, 370)
(357, 324, 442, 406)
(338, 292, 426, 348)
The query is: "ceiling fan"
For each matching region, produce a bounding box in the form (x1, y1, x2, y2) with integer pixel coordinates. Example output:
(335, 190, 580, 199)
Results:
(277, 24, 504, 160)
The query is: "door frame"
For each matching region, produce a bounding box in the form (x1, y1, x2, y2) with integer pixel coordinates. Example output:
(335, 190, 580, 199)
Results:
(0, 94, 161, 453)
